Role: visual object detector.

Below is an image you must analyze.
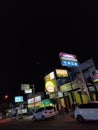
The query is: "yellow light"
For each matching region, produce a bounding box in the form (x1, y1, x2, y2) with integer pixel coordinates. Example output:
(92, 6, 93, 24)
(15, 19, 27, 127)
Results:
(45, 81, 55, 92)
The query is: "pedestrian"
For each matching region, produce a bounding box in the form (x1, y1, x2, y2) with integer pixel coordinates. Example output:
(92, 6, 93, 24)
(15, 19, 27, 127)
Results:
(61, 105, 66, 119)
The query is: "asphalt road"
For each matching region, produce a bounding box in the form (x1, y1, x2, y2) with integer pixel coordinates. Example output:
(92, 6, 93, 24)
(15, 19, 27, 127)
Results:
(0, 115, 98, 130)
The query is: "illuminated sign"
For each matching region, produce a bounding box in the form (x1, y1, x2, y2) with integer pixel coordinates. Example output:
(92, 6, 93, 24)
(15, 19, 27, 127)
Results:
(60, 80, 80, 92)
(59, 52, 78, 61)
(60, 83, 72, 92)
(45, 81, 55, 92)
(43, 99, 52, 106)
(61, 60, 78, 66)
(59, 52, 79, 67)
(24, 89, 32, 94)
(21, 84, 30, 90)
(44, 71, 55, 82)
(55, 69, 68, 77)
(28, 95, 41, 104)
(15, 96, 23, 103)
(92, 74, 98, 83)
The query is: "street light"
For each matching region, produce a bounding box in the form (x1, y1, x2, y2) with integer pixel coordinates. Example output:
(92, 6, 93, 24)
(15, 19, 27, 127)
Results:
(4, 95, 8, 100)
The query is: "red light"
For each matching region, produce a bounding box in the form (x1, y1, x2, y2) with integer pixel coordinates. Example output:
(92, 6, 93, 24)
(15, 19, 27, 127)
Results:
(4, 95, 8, 99)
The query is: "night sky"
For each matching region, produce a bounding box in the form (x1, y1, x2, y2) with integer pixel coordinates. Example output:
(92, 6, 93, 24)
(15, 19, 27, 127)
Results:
(0, 1, 98, 101)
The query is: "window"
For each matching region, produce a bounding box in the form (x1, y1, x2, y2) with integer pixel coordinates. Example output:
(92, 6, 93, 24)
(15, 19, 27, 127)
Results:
(78, 103, 98, 109)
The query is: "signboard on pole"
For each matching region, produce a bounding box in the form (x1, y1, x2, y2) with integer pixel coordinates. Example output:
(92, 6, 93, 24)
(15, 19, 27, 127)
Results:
(59, 52, 79, 67)
(59, 52, 91, 101)
(21, 84, 30, 90)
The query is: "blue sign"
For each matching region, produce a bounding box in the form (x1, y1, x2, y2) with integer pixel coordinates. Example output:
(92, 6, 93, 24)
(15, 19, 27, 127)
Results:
(59, 52, 79, 67)
(15, 96, 23, 103)
(61, 60, 79, 67)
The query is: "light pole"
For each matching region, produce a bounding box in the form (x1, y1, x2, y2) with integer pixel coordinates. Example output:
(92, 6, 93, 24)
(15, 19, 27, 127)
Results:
(30, 84, 35, 111)
(33, 84, 35, 110)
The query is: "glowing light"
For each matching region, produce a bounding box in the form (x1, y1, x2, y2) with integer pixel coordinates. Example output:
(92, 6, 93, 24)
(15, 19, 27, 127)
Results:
(4, 95, 8, 99)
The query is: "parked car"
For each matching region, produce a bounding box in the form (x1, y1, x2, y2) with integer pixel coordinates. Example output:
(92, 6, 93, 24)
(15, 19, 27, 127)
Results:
(32, 106, 56, 121)
(74, 101, 98, 123)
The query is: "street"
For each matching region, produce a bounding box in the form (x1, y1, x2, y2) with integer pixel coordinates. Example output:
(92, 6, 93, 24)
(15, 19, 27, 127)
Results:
(0, 115, 98, 130)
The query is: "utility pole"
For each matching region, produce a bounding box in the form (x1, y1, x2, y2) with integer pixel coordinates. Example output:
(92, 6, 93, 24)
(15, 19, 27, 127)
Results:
(33, 84, 35, 110)
(67, 67, 76, 103)
(77, 65, 91, 101)
(30, 84, 35, 111)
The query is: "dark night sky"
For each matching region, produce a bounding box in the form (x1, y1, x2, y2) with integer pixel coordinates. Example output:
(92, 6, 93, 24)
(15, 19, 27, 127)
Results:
(0, 1, 98, 101)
